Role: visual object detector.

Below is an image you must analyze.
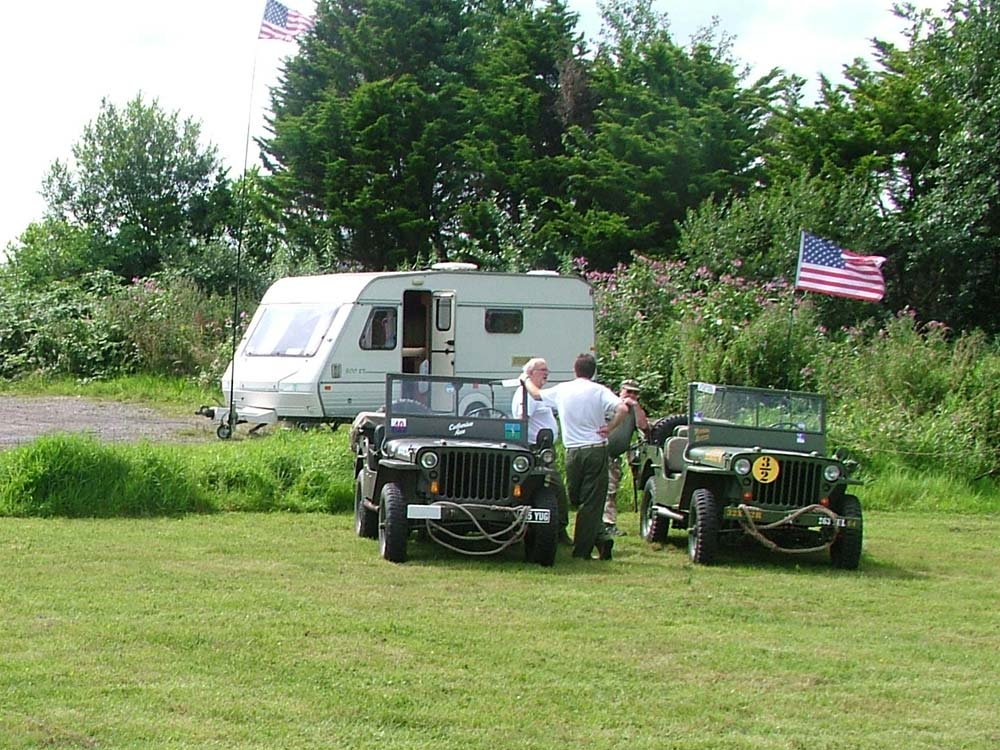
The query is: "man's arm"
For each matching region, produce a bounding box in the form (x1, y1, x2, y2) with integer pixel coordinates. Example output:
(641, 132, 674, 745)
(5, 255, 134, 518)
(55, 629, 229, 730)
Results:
(522, 377, 543, 400)
(601, 401, 629, 438)
(633, 402, 650, 434)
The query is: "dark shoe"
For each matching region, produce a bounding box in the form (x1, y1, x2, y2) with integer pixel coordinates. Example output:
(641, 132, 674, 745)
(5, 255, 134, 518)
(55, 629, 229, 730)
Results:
(596, 538, 614, 561)
(605, 524, 627, 537)
(558, 530, 573, 546)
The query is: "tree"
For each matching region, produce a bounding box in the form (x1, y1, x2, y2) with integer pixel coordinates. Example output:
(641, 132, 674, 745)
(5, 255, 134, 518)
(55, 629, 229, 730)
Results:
(541, 0, 783, 269)
(264, 0, 586, 270)
(40, 94, 230, 281)
(264, 0, 481, 269)
(909, 0, 1000, 332)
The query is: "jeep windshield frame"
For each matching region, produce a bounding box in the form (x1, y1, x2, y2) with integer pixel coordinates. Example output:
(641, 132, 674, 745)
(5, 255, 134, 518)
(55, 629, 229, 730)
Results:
(384, 373, 530, 444)
(687, 382, 826, 454)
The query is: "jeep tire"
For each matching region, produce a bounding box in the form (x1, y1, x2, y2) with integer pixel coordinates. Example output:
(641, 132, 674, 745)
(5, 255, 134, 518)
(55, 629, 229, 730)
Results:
(830, 494, 863, 570)
(649, 414, 687, 446)
(354, 470, 378, 539)
(640, 477, 669, 542)
(378, 481, 409, 563)
(687, 488, 719, 564)
(523, 486, 559, 567)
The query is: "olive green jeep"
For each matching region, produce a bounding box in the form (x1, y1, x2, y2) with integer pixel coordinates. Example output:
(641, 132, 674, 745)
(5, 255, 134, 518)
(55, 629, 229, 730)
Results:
(629, 382, 863, 568)
(350, 373, 561, 565)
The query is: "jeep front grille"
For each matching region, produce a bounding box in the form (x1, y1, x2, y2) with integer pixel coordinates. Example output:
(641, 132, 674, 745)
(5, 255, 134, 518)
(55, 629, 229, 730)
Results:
(438, 450, 512, 502)
(752, 459, 822, 508)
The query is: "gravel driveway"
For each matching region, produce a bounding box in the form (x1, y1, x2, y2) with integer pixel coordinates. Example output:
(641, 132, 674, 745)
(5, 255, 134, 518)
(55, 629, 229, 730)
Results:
(0, 395, 214, 449)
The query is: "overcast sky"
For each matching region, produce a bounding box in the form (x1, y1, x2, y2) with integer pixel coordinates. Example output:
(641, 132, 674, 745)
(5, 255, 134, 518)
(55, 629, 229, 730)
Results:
(0, 1, 943, 250)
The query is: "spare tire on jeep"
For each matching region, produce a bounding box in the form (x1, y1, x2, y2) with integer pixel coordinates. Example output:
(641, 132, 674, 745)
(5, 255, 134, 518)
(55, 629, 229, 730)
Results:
(649, 414, 686, 446)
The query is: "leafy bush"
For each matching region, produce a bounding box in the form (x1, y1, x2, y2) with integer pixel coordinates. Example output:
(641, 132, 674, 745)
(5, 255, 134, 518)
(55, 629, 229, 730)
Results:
(580, 254, 825, 412)
(817, 312, 1000, 481)
(0, 269, 246, 383)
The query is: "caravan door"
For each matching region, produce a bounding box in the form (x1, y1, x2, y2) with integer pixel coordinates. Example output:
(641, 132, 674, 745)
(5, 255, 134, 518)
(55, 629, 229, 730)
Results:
(430, 291, 456, 378)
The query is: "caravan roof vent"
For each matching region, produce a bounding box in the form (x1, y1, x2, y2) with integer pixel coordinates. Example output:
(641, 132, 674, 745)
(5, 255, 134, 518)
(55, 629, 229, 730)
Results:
(526, 270, 559, 276)
(430, 262, 479, 272)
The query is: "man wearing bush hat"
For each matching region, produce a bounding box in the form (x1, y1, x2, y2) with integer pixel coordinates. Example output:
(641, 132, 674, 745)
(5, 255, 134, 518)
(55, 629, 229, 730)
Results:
(604, 377, 649, 536)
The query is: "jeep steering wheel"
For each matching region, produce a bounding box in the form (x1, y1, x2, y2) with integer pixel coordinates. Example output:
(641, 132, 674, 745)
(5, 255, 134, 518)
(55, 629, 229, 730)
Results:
(768, 421, 802, 429)
(466, 407, 507, 419)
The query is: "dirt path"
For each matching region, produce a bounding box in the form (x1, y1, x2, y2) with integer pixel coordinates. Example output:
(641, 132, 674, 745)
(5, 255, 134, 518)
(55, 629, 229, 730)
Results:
(0, 395, 214, 449)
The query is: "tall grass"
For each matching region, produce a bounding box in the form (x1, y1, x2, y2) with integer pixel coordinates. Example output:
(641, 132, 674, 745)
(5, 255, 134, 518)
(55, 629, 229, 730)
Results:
(0, 431, 354, 518)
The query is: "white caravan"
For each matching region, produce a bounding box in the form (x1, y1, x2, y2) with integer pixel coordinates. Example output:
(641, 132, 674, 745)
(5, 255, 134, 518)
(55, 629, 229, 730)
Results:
(204, 264, 595, 438)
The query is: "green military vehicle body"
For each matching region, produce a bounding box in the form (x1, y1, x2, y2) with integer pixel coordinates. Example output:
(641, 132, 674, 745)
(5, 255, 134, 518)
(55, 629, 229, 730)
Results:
(350, 373, 562, 566)
(629, 382, 864, 568)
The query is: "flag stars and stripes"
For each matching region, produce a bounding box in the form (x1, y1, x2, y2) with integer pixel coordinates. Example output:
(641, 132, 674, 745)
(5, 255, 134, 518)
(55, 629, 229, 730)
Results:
(795, 231, 887, 302)
(259, 0, 316, 42)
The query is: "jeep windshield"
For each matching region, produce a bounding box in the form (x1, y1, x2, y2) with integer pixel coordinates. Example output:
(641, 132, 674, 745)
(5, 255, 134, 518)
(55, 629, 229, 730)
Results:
(690, 382, 825, 438)
(384, 373, 528, 442)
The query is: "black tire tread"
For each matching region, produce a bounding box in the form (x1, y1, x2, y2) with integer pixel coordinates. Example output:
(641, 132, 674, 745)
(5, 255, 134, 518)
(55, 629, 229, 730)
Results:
(378, 482, 409, 563)
(687, 488, 719, 565)
(650, 414, 687, 446)
(830, 494, 863, 570)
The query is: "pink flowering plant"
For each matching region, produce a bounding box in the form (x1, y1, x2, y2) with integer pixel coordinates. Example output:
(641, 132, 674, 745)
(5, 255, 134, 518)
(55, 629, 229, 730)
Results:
(578, 253, 828, 412)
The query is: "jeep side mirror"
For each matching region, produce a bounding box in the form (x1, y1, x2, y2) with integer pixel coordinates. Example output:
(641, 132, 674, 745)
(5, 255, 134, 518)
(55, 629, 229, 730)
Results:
(535, 428, 554, 449)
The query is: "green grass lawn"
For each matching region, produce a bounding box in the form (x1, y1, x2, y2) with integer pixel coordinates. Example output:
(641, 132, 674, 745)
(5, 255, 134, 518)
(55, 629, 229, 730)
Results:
(2, 510, 998, 749)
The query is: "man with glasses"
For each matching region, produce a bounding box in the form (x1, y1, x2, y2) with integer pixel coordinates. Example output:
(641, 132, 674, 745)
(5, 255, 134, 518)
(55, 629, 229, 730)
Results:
(513, 358, 572, 545)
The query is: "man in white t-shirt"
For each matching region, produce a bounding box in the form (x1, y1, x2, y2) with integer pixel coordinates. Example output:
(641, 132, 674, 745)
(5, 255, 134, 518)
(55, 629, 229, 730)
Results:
(524, 353, 627, 560)
(512, 358, 571, 545)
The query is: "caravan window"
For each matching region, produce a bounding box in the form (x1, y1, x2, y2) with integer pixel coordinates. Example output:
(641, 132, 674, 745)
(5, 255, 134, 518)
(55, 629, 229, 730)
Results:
(485, 308, 523, 334)
(360, 307, 398, 350)
(245, 305, 337, 357)
(435, 298, 452, 332)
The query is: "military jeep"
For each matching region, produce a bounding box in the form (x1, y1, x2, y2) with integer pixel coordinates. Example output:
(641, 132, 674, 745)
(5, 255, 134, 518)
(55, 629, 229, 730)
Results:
(350, 373, 561, 565)
(629, 382, 863, 569)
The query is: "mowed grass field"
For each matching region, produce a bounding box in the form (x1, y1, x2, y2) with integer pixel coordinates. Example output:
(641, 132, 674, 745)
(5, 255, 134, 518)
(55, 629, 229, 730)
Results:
(2, 510, 998, 749)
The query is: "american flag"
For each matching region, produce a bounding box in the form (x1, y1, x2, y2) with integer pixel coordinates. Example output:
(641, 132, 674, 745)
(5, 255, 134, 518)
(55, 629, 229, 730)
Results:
(795, 231, 886, 302)
(259, 0, 316, 42)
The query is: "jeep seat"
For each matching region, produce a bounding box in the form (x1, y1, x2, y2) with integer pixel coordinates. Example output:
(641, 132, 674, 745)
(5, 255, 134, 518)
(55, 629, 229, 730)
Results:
(664, 435, 689, 473)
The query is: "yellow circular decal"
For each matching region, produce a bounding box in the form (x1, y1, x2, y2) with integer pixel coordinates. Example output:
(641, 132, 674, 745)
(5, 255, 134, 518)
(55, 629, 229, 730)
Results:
(752, 456, 781, 484)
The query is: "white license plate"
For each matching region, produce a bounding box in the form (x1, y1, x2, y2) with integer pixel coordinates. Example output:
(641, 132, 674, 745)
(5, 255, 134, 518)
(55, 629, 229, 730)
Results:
(407, 505, 443, 520)
(817, 516, 848, 527)
(527, 509, 551, 524)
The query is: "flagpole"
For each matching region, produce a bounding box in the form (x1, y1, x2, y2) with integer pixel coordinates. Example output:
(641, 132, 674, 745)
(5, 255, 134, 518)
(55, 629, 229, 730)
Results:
(225, 52, 259, 438)
(782, 230, 807, 390)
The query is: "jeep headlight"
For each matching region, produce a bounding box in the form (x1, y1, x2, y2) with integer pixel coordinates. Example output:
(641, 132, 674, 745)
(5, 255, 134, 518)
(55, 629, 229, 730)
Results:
(512, 455, 531, 473)
(733, 458, 752, 476)
(823, 464, 842, 482)
(420, 451, 439, 470)
(539, 448, 556, 466)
